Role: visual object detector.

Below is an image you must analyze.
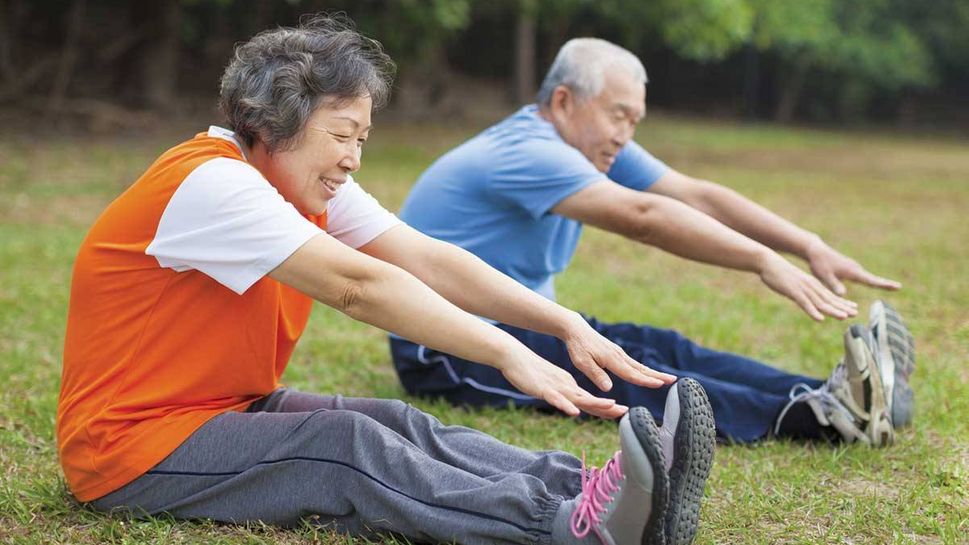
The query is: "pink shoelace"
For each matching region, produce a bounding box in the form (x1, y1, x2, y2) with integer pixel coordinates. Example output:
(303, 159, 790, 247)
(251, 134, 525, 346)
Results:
(570, 450, 624, 541)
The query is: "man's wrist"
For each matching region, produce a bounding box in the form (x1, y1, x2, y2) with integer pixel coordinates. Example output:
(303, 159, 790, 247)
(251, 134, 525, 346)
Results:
(751, 247, 780, 275)
(801, 233, 826, 260)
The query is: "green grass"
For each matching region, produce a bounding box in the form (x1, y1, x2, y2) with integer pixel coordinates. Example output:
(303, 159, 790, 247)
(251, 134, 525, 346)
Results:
(1, 114, 967, 544)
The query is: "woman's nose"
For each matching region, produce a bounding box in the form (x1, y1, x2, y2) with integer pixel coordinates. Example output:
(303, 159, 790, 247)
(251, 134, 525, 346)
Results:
(339, 146, 361, 172)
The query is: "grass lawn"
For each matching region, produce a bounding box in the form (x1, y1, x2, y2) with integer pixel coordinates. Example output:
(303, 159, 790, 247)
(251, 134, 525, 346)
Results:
(1, 113, 967, 544)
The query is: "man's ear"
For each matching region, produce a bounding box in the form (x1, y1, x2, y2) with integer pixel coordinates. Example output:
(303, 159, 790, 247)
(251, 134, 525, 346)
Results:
(549, 85, 574, 116)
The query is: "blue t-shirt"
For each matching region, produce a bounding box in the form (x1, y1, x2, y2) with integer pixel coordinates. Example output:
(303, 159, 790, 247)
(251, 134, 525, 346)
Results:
(400, 104, 669, 300)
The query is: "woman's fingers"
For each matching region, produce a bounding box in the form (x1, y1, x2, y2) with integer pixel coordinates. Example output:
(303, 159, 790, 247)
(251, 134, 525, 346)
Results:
(572, 353, 613, 391)
(608, 357, 673, 387)
(544, 389, 580, 417)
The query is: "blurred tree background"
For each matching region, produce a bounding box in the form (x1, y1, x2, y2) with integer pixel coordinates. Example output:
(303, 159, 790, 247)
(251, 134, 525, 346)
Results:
(1, 0, 967, 130)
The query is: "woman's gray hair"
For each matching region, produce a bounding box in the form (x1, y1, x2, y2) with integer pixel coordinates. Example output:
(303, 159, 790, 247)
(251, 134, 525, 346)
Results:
(536, 38, 647, 106)
(219, 15, 395, 152)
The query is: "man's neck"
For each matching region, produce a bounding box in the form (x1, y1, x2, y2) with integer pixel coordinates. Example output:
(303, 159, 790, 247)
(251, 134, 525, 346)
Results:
(536, 105, 553, 123)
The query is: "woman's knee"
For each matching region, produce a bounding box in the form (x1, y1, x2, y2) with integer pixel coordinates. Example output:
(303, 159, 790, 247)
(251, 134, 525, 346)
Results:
(305, 409, 409, 446)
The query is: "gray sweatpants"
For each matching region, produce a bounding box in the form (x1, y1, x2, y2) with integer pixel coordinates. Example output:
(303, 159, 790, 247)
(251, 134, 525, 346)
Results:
(91, 389, 585, 545)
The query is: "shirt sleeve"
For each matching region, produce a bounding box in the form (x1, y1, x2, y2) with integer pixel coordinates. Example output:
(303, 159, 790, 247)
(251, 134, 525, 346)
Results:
(489, 138, 604, 220)
(325, 176, 402, 248)
(146, 157, 323, 294)
(606, 140, 670, 191)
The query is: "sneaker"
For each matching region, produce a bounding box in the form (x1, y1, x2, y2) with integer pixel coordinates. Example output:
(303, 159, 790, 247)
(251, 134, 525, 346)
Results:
(774, 371, 864, 443)
(570, 407, 669, 545)
(836, 324, 894, 446)
(868, 300, 916, 427)
(657, 378, 716, 545)
(775, 326, 894, 447)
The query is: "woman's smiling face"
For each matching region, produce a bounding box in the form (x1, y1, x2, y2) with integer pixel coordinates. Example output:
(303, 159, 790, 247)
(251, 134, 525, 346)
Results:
(252, 95, 372, 215)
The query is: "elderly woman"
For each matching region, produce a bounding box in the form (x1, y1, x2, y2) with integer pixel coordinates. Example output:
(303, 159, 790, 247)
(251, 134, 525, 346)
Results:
(57, 16, 714, 545)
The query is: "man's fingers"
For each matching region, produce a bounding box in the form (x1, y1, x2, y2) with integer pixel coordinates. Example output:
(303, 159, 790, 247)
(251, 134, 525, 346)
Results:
(821, 270, 847, 296)
(798, 271, 857, 319)
(813, 279, 858, 318)
(870, 276, 902, 290)
(853, 269, 902, 290)
(813, 295, 849, 320)
(832, 294, 858, 316)
(792, 289, 824, 321)
(808, 285, 850, 319)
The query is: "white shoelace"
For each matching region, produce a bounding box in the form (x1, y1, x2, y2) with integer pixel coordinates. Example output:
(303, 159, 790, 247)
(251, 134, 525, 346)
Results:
(773, 374, 855, 437)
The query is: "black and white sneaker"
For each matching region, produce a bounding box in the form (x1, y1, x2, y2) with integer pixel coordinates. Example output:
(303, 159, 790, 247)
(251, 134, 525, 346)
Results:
(775, 325, 894, 447)
(657, 378, 716, 545)
(868, 300, 915, 427)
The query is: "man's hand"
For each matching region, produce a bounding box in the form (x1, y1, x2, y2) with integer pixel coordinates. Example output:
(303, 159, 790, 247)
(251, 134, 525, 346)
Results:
(497, 347, 630, 419)
(559, 313, 677, 392)
(759, 253, 859, 321)
(805, 238, 902, 295)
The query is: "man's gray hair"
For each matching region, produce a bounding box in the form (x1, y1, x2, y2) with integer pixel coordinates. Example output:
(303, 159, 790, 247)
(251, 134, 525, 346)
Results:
(219, 15, 395, 152)
(536, 38, 647, 106)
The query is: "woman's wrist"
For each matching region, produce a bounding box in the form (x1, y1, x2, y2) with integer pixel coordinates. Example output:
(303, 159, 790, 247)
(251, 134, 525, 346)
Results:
(553, 309, 589, 343)
(484, 328, 528, 373)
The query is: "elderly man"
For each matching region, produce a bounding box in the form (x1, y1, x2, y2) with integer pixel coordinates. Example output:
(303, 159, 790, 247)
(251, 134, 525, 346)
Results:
(391, 38, 915, 447)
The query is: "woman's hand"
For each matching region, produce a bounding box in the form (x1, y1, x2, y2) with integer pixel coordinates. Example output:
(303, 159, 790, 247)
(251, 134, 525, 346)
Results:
(496, 345, 630, 419)
(559, 312, 677, 393)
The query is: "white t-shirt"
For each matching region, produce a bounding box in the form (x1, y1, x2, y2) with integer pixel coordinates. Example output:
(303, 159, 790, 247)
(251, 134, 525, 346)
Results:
(146, 126, 401, 294)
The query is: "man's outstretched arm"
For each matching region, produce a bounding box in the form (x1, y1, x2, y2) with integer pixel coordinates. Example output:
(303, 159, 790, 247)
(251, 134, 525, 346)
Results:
(648, 169, 901, 295)
(551, 179, 858, 321)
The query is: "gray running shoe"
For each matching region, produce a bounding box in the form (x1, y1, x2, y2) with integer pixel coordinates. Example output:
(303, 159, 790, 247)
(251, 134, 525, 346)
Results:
(868, 300, 916, 427)
(657, 378, 716, 545)
(776, 325, 894, 447)
(569, 407, 669, 545)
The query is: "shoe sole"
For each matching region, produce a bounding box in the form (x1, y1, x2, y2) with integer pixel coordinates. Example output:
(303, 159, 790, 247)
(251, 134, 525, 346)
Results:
(846, 325, 894, 447)
(869, 300, 915, 427)
(665, 378, 716, 545)
(627, 407, 671, 545)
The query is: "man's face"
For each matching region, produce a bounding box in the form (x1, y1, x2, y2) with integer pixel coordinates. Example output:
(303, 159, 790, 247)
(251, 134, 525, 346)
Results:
(555, 70, 645, 173)
(258, 95, 372, 215)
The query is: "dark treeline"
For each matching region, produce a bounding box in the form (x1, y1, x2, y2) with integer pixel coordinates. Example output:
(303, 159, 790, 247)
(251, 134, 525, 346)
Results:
(3, 0, 967, 128)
